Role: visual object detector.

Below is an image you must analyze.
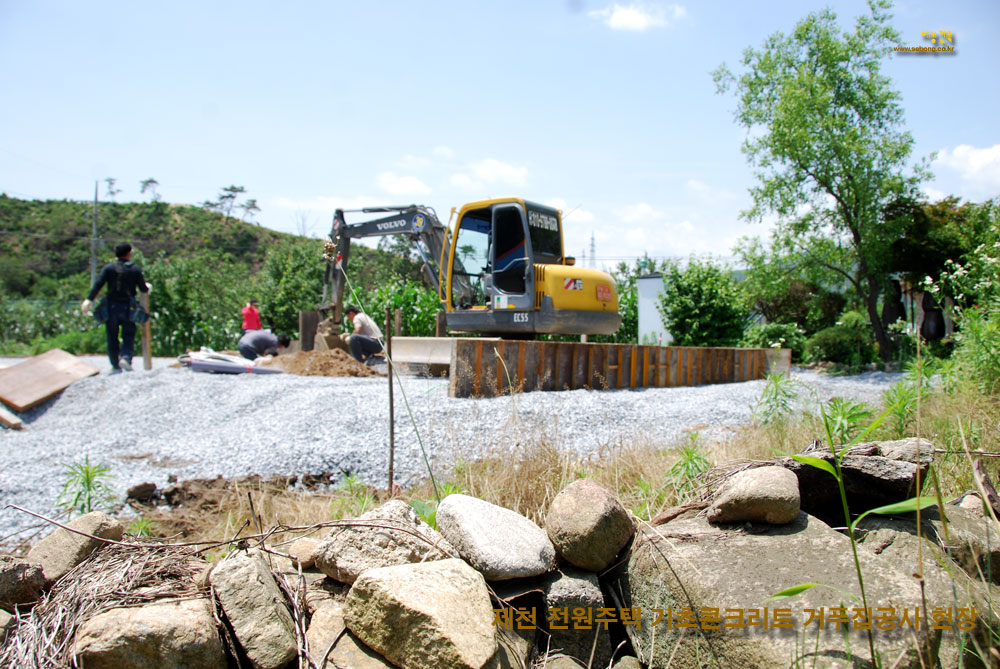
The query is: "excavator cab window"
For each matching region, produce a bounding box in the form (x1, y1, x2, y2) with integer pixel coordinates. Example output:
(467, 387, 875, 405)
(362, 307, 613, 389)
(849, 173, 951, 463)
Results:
(492, 206, 528, 294)
(450, 210, 490, 309)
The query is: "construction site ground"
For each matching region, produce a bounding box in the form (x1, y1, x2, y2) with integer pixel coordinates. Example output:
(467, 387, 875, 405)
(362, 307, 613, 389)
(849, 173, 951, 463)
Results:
(0, 353, 902, 548)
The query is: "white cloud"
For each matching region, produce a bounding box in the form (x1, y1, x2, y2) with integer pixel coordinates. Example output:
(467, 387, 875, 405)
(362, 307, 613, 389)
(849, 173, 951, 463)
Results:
(451, 158, 529, 192)
(451, 173, 479, 190)
(432, 146, 455, 159)
(933, 144, 1000, 199)
(470, 158, 529, 186)
(396, 154, 430, 169)
(376, 172, 431, 196)
(588, 3, 686, 31)
(545, 198, 595, 223)
(616, 202, 665, 223)
(922, 186, 946, 202)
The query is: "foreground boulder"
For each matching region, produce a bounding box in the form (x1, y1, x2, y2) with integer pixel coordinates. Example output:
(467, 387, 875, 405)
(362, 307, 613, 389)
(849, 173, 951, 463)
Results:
(210, 550, 296, 669)
(781, 438, 934, 523)
(0, 609, 13, 644)
(71, 598, 226, 669)
(345, 558, 497, 668)
(544, 567, 613, 667)
(707, 466, 800, 525)
(437, 494, 556, 580)
(314, 499, 453, 584)
(614, 511, 937, 667)
(0, 555, 46, 612)
(307, 599, 392, 668)
(857, 506, 1000, 667)
(545, 478, 635, 571)
(26, 512, 124, 584)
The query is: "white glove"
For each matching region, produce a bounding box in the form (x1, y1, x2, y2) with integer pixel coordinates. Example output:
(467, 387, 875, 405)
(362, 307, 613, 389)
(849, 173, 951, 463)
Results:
(145, 282, 153, 294)
(81, 299, 92, 315)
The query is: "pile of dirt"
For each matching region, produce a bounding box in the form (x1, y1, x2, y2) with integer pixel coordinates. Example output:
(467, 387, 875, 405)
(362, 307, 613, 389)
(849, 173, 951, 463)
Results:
(261, 349, 381, 377)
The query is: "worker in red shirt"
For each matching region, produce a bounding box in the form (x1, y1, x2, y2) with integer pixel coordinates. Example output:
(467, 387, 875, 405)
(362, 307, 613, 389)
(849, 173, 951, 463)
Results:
(241, 299, 262, 335)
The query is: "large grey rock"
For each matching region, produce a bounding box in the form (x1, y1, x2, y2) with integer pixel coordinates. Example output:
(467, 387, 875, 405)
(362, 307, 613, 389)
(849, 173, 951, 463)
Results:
(345, 557, 497, 669)
(285, 537, 320, 569)
(613, 512, 938, 668)
(491, 620, 537, 669)
(210, 550, 296, 669)
(545, 479, 634, 571)
(612, 657, 643, 669)
(437, 494, 556, 580)
(707, 466, 800, 525)
(857, 510, 1000, 669)
(0, 609, 13, 644)
(781, 438, 934, 523)
(71, 598, 226, 669)
(922, 504, 1000, 584)
(26, 511, 124, 584)
(307, 600, 392, 668)
(0, 555, 45, 612)
(314, 499, 453, 584)
(544, 568, 613, 668)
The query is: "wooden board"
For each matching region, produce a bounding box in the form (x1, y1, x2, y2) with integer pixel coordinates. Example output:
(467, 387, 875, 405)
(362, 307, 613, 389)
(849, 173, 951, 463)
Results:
(0, 349, 99, 411)
(0, 404, 23, 430)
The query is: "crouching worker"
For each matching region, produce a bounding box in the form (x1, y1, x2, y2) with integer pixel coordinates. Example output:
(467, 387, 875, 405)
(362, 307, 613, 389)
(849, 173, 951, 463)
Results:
(344, 305, 384, 365)
(238, 329, 290, 361)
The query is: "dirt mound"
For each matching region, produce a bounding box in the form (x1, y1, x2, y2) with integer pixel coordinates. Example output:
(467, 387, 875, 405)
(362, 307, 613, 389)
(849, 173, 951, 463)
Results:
(261, 349, 381, 377)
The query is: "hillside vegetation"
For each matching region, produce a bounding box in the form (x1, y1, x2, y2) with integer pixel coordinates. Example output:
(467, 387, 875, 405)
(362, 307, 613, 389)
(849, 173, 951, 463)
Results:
(0, 195, 427, 355)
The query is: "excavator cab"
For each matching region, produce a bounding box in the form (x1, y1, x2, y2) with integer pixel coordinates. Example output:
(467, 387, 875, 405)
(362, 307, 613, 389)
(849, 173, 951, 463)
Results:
(443, 198, 620, 336)
(321, 197, 620, 337)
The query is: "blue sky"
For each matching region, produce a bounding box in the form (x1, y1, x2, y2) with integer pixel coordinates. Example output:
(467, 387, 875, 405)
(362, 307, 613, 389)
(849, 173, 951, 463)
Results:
(1, 1, 997, 267)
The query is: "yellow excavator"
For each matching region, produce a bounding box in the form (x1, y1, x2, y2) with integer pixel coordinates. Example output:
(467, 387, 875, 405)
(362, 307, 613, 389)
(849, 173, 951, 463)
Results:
(321, 197, 620, 337)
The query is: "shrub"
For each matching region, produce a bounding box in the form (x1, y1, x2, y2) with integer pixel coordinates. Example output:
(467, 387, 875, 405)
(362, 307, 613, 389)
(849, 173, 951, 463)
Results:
(742, 322, 806, 361)
(804, 312, 877, 366)
(657, 257, 748, 347)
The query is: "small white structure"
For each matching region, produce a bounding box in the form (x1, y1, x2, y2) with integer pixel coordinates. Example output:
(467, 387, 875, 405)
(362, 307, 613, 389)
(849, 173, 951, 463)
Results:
(637, 273, 672, 346)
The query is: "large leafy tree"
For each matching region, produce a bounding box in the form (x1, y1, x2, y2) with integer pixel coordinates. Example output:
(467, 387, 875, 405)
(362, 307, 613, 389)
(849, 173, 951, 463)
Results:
(714, 0, 925, 360)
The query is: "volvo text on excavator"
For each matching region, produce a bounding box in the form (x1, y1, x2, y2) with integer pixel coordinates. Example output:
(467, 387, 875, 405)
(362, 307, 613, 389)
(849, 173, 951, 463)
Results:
(320, 198, 620, 337)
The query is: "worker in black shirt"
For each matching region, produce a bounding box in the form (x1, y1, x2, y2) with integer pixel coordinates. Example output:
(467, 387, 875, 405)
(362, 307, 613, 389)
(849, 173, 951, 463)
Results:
(81, 243, 151, 372)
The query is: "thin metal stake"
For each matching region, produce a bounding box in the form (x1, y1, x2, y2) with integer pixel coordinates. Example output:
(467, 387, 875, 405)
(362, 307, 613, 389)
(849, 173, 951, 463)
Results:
(386, 307, 395, 494)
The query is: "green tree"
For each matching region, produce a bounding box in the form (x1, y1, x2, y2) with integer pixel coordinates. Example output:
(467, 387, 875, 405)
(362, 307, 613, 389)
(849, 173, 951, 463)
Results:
(254, 239, 326, 334)
(735, 236, 846, 335)
(657, 257, 748, 347)
(217, 185, 246, 225)
(104, 177, 121, 201)
(714, 0, 924, 361)
(139, 178, 160, 202)
(239, 198, 260, 223)
(142, 251, 245, 355)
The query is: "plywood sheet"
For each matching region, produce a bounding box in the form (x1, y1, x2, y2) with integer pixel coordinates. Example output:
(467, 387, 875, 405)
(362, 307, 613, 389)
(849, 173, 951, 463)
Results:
(0, 349, 99, 411)
(0, 404, 23, 430)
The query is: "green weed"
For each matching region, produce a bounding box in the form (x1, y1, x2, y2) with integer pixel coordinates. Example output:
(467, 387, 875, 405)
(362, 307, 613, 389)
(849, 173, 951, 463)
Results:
(126, 517, 156, 538)
(56, 456, 115, 517)
(825, 397, 874, 446)
(667, 438, 711, 499)
(754, 372, 800, 424)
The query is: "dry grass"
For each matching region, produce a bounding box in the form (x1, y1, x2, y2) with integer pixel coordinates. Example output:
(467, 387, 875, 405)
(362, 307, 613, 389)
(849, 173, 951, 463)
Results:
(0, 542, 204, 667)
(116, 367, 999, 549)
(137, 479, 338, 553)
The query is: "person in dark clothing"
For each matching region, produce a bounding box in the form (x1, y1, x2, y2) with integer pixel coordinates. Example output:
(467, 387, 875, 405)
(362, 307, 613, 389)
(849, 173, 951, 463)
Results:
(238, 330, 291, 361)
(81, 243, 150, 372)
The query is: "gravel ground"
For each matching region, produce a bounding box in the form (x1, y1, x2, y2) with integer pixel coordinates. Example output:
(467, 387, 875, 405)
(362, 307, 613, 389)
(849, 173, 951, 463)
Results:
(0, 357, 902, 543)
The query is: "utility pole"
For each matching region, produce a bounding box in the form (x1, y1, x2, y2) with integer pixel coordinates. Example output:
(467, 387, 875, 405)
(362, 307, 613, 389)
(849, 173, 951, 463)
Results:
(590, 232, 596, 269)
(90, 181, 99, 286)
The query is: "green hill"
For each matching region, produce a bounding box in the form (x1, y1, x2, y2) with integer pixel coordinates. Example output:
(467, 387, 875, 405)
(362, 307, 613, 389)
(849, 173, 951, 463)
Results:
(0, 195, 430, 355)
(0, 195, 296, 298)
